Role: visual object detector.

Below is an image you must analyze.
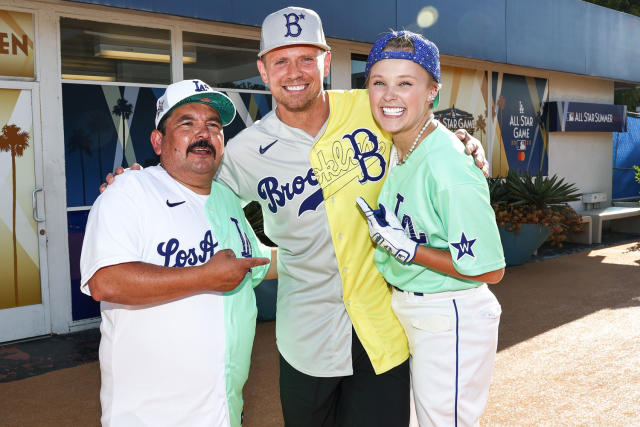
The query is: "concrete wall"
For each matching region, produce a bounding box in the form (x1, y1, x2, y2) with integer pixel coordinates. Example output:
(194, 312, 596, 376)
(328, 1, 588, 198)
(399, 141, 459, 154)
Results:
(68, 0, 640, 83)
(547, 74, 614, 210)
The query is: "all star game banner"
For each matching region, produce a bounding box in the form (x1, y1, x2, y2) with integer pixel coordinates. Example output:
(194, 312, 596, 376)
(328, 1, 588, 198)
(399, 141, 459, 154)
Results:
(490, 72, 548, 177)
(0, 10, 35, 78)
(434, 65, 489, 154)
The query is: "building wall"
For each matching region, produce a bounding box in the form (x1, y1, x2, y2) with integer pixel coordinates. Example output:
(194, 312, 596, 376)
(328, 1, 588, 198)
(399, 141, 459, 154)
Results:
(444, 53, 617, 209)
(67, 0, 640, 83)
(548, 74, 615, 209)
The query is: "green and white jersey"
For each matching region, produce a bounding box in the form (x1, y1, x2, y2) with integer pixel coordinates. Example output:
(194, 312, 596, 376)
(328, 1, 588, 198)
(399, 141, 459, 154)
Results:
(80, 166, 268, 427)
(375, 123, 505, 294)
(206, 180, 271, 427)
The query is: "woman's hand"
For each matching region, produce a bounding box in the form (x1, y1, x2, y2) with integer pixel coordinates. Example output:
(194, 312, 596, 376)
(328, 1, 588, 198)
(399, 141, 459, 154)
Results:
(356, 197, 417, 263)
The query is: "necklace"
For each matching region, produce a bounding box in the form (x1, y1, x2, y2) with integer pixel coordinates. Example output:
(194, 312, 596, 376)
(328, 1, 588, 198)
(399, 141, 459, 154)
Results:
(397, 114, 435, 165)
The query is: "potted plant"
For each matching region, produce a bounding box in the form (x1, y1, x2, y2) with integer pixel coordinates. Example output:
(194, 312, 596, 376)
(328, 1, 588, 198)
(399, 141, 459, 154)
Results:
(489, 171, 584, 265)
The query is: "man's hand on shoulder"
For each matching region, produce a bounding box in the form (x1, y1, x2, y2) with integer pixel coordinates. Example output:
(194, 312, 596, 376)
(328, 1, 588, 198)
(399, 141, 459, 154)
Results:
(202, 249, 270, 292)
(99, 163, 143, 194)
(454, 129, 489, 178)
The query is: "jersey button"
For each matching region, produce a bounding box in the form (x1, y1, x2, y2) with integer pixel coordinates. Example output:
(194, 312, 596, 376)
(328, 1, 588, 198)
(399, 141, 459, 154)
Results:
(338, 233, 343, 240)
(343, 267, 348, 274)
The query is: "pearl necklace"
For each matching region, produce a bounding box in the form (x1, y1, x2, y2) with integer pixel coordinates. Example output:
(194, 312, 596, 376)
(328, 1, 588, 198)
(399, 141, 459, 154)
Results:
(396, 114, 435, 165)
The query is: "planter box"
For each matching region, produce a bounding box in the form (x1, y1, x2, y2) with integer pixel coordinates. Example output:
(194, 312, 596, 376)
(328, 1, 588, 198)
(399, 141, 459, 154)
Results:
(499, 224, 552, 266)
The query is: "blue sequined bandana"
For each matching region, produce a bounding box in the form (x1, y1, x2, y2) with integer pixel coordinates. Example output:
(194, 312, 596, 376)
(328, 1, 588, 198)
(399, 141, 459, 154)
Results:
(364, 30, 440, 84)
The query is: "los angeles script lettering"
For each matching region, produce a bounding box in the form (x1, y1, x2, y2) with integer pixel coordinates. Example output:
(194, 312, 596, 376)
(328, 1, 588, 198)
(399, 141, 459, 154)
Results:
(157, 230, 218, 267)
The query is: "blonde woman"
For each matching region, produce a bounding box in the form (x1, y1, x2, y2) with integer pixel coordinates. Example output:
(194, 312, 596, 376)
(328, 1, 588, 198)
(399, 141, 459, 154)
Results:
(356, 31, 505, 427)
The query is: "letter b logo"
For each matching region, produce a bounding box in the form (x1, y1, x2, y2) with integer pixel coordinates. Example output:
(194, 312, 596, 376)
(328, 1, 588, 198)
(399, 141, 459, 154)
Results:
(284, 13, 304, 38)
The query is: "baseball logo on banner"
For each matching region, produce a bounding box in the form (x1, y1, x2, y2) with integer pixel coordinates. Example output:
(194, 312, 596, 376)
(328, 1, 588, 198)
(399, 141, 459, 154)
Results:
(491, 73, 548, 176)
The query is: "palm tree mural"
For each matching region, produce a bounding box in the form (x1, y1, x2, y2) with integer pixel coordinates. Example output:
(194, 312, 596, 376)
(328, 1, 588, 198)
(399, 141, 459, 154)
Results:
(89, 113, 109, 182)
(112, 97, 133, 167)
(67, 128, 93, 206)
(0, 124, 30, 306)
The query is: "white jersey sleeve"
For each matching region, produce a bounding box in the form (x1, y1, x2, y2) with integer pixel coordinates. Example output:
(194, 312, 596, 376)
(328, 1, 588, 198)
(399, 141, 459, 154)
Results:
(80, 172, 147, 296)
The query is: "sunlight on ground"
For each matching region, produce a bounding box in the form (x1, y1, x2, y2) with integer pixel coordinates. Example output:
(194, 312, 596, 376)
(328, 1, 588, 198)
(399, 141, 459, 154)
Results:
(588, 241, 640, 265)
(483, 241, 640, 426)
(485, 305, 639, 425)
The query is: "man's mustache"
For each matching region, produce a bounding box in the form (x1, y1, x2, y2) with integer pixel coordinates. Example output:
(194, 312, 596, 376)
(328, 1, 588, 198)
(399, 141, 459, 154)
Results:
(187, 139, 216, 158)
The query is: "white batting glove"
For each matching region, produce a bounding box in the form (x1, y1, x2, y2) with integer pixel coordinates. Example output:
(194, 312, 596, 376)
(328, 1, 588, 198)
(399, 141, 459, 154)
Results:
(356, 197, 418, 263)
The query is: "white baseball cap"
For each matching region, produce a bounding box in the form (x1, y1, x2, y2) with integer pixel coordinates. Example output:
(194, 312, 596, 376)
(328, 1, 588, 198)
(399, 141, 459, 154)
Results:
(155, 79, 236, 128)
(259, 6, 330, 57)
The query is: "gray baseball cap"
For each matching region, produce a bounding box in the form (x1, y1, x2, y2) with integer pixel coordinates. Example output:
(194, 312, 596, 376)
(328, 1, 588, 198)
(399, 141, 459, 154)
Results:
(259, 6, 330, 57)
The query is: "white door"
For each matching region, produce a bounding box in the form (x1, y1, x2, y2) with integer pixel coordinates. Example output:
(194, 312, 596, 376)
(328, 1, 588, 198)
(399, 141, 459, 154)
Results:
(0, 83, 50, 342)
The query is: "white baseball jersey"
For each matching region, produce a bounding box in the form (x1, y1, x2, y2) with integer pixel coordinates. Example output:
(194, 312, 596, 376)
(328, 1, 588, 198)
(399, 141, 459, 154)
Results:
(80, 166, 268, 427)
(216, 90, 408, 377)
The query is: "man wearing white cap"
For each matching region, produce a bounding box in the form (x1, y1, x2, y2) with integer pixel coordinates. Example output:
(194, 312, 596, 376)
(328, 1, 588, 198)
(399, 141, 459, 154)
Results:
(81, 79, 273, 427)
(215, 6, 488, 426)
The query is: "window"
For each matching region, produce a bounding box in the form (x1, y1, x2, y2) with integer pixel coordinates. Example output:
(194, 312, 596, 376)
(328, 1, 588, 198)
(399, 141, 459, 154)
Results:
(183, 32, 264, 90)
(60, 18, 171, 84)
(183, 32, 331, 90)
(351, 53, 368, 89)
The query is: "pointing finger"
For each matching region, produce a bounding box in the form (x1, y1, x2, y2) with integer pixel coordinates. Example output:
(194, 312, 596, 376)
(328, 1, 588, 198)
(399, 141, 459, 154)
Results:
(240, 257, 271, 268)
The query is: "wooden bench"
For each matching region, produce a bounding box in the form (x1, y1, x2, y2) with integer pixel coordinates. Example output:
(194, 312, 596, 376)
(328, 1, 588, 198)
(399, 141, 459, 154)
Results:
(576, 206, 640, 244)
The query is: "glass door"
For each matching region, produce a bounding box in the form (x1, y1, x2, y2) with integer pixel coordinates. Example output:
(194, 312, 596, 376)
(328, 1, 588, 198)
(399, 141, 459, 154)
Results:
(0, 84, 50, 342)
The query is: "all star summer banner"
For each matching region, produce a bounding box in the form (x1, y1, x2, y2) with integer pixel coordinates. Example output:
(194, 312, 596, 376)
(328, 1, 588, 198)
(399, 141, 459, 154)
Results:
(0, 10, 35, 78)
(0, 89, 41, 309)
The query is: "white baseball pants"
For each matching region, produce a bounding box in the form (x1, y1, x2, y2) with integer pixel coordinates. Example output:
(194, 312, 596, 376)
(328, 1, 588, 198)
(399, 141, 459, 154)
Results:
(392, 284, 501, 427)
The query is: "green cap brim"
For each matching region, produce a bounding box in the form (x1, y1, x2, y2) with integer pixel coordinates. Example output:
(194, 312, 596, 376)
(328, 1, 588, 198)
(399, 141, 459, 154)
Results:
(167, 92, 236, 126)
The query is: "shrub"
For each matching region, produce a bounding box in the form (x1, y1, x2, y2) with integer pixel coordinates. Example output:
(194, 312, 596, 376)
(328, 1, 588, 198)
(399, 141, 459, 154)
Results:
(489, 171, 585, 247)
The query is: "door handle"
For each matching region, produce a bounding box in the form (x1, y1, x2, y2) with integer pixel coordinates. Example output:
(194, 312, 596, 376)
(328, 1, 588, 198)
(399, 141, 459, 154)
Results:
(32, 186, 45, 222)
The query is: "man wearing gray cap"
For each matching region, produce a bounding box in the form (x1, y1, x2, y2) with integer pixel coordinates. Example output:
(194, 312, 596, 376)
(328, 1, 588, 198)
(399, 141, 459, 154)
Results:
(215, 6, 488, 426)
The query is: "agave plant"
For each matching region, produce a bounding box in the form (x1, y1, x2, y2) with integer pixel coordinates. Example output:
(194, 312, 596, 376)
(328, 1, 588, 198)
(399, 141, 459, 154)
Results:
(487, 177, 512, 206)
(489, 171, 585, 247)
(504, 171, 582, 208)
